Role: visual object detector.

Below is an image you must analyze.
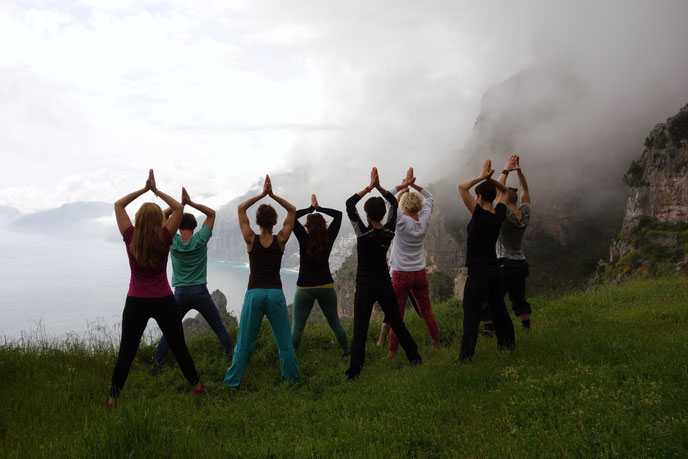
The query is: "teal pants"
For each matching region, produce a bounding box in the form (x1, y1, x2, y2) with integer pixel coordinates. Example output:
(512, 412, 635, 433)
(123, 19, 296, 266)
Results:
(224, 288, 300, 387)
(291, 288, 350, 355)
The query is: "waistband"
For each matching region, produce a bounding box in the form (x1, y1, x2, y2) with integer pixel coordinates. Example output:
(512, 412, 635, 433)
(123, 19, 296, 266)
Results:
(296, 283, 334, 290)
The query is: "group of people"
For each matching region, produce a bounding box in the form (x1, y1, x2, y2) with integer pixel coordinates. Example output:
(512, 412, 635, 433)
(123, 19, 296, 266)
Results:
(106, 156, 531, 405)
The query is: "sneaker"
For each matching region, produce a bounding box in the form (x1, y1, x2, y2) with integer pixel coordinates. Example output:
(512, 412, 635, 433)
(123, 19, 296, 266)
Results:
(345, 370, 359, 382)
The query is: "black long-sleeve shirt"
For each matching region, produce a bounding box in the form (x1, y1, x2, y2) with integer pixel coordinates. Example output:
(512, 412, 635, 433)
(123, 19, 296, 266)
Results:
(293, 205, 342, 287)
(345, 192, 397, 282)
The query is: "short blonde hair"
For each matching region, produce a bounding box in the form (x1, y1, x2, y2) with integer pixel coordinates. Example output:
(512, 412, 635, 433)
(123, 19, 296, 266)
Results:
(400, 191, 423, 214)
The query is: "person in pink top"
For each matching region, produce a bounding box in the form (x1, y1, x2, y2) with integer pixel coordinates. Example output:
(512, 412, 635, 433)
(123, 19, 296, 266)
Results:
(107, 170, 203, 408)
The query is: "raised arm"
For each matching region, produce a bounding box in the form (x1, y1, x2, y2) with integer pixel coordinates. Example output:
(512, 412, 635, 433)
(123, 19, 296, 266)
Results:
(374, 170, 398, 230)
(182, 187, 216, 230)
(491, 177, 509, 206)
(515, 157, 530, 204)
(391, 167, 415, 193)
(293, 195, 316, 244)
(458, 159, 494, 214)
(267, 176, 296, 246)
(416, 185, 434, 227)
(163, 207, 173, 223)
(114, 186, 148, 235)
(114, 169, 159, 236)
(498, 154, 519, 186)
(237, 177, 270, 245)
(156, 183, 184, 235)
(346, 169, 379, 235)
(382, 189, 398, 231)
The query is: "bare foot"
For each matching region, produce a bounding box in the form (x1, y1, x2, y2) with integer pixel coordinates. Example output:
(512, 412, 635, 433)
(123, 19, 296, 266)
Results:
(387, 351, 396, 359)
(106, 396, 117, 408)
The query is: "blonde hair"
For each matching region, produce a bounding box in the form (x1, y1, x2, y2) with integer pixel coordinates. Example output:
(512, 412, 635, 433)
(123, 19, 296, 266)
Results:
(131, 202, 165, 268)
(400, 192, 423, 214)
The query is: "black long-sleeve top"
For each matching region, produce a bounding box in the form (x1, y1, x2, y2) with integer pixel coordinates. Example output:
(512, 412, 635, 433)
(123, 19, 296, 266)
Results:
(345, 192, 397, 282)
(293, 205, 342, 287)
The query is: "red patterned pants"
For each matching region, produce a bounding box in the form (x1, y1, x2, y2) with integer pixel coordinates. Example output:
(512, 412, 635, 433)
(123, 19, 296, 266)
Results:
(389, 269, 440, 353)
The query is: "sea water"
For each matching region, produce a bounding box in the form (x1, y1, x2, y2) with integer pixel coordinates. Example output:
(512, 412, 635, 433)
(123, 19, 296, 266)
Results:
(0, 228, 297, 342)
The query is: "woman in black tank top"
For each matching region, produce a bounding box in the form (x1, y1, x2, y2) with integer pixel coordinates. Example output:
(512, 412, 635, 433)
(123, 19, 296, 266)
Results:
(223, 175, 300, 388)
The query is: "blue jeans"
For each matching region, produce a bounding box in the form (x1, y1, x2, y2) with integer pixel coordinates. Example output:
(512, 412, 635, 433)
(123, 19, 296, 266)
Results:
(153, 285, 234, 364)
(223, 288, 300, 387)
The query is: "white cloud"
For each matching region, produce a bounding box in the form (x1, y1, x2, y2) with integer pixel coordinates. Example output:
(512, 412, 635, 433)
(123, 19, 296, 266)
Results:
(1, 0, 687, 213)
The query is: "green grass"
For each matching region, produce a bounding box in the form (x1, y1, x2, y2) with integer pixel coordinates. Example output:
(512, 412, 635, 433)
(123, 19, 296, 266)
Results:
(2, 277, 688, 457)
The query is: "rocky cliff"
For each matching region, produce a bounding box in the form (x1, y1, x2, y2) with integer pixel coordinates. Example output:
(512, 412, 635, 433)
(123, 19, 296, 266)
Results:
(603, 104, 688, 278)
(181, 289, 238, 338)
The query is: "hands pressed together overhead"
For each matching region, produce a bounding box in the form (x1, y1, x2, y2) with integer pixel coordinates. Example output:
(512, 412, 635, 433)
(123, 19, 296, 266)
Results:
(145, 169, 157, 193)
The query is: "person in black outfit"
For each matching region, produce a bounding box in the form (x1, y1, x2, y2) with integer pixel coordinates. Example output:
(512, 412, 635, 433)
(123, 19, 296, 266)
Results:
(457, 159, 515, 361)
(291, 193, 350, 355)
(345, 167, 422, 380)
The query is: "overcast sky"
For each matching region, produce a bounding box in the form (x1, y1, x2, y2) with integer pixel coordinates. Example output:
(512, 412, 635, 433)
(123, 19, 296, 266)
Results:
(1, 0, 687, 212)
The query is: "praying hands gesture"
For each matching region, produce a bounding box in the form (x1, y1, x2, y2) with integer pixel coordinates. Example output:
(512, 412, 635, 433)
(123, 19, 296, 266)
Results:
(115, 169, 183, 235)
(458, 159, 508, 213)
(357, 167, 388, 198)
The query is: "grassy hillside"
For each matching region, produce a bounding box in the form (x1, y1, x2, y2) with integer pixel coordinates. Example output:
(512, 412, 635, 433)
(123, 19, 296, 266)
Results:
(2, 277, 688, 457)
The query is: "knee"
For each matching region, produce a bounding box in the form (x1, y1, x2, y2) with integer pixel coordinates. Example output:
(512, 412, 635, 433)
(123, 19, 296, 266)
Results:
(232, 349, 250, 364)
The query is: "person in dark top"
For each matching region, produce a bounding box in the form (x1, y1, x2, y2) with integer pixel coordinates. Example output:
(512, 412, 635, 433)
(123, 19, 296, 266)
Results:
(223, 175, 300, 388)
(457, 159, 515, 361)
(108, 170, 203, 408)
(482, 154, 533, 331)
(291, 193, 350, 355)
(345, 167, 422, 380)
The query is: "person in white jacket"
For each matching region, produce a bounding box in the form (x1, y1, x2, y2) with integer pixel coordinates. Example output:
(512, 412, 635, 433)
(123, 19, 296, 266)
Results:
(384, 168, 441, 358)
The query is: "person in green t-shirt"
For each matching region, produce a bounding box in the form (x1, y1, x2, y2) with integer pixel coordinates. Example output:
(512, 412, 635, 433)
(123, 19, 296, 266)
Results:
(151, 187, 234, 374)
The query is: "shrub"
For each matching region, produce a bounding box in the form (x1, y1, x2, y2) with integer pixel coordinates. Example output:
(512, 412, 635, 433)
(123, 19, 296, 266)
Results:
(428, 271, 455, 304)
(622, 160, 649, 187)
(668, 109, 688, 146)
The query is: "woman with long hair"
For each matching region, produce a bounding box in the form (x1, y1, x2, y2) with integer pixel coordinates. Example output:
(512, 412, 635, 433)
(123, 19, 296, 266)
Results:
(223, 175, 300, 388)
(108, 170, 203, 408)
(290, 193, 349, 356)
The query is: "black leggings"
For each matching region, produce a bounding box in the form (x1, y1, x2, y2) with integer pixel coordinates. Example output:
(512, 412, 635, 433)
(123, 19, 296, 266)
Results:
(110, 295, 199, 397)
(460, 270, 515, 361)
(347, 279, 421, 378)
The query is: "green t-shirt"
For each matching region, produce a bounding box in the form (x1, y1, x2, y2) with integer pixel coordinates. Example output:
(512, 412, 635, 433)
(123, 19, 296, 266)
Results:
(170, 225, 212, 287)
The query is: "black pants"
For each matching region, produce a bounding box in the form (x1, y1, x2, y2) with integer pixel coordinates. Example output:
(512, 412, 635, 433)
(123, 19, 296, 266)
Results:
(460, 270, 515, 361)
(481, 259, 532, 321)
(347, 279, 421, 378)
(110, 295, 199, 397)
